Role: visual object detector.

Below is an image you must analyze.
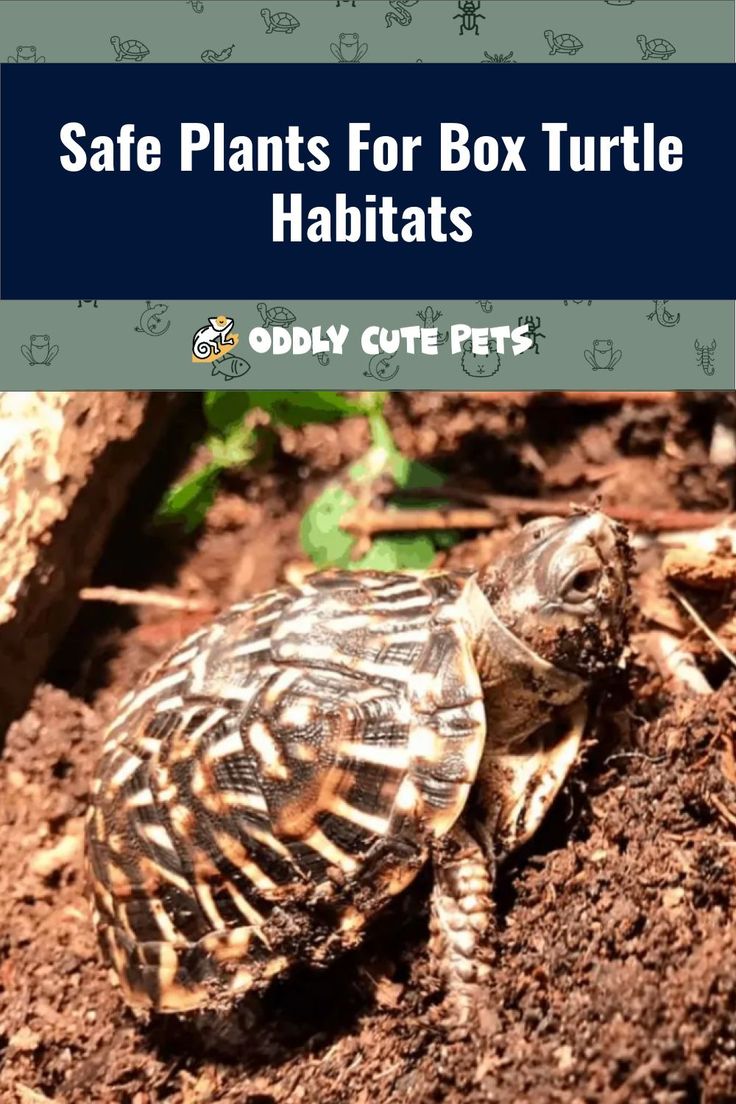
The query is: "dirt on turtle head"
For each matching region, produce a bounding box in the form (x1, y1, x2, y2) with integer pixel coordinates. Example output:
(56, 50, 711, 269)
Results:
(476, 512, 630, 681)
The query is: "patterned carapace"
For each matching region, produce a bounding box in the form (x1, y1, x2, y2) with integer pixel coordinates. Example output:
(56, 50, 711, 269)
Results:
(86, 513, 629, 1018)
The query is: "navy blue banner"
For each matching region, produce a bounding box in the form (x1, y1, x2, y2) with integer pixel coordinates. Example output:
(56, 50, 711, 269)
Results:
(2, 63, 734, 299)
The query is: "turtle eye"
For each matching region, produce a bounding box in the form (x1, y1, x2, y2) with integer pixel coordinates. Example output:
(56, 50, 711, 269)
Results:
(530, 517, 562, 542)
(562, 566, 600, 604)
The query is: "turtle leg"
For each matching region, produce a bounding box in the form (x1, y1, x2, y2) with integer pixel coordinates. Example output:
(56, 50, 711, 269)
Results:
(429, 824, 495, 1031)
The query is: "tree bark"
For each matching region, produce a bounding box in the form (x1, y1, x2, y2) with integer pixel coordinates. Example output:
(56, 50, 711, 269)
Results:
(0, 392, 176, 734)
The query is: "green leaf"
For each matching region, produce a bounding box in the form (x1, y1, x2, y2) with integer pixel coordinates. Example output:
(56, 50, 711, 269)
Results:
(367, 410, 446, 491)
(255, 391, 375, 427)
(299, 484, 357, 568)
(432, 529, 461, 550)
(204, 391, 381, 436)
(346, 445, 393, 487)
(367, 409, 397, 456)
(207, 425, 257, 469)
(300, 410, 454, 570)
(353, 535, 437, 571)
(155, 462, 221, 533)
(161, 392, 384, 538)
(203, 392, 254, 435)
(391, 454, 446, 492)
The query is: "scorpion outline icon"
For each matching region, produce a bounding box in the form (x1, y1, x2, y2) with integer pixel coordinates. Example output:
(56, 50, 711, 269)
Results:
(695, 339, 717, 377)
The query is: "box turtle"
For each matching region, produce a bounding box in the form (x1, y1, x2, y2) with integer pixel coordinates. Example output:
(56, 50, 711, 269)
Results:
(544, 30, 584, 56)
(257, 302, 296, 329)
(260, 8, 300, 34)
(110, 36, 150, 62)
(636, 34, 676, 61)
(86, 512, 629, 1023)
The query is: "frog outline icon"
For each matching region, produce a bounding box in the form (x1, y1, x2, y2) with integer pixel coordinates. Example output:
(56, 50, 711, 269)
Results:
(21, 335, 59, 365)
(8, 46, 45, 62)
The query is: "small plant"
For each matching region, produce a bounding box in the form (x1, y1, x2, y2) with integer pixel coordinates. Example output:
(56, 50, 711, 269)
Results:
(300, 405, 456, 571)
(157, 391, 378, 532)
(157, 391, 457, 570)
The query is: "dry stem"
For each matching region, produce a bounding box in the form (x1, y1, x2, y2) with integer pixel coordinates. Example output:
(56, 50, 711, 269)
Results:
(345, 498, 729, 536)
(644, 630, 712, 695)
(671, 588, 736, 670)
(79, 586, 215, 613)
(466, 391, 677, 406)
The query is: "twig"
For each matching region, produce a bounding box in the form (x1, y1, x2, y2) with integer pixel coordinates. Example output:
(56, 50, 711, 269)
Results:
(343, 508, 500, 534)
(346, 497, 729, 535)
(604, 751, 668, 766)
(643, 630, 712, 695)
(466, 391, 677, 406)
(671, 588, 736, 670)
(710, 793, 736, 831)
(79, 586, 216, 613)
(558, 391, 678, 405)
(721, 731, 736, 786)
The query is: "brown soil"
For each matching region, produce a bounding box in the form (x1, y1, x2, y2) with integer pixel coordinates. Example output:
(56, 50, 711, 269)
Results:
(2, 392, 736, 1104)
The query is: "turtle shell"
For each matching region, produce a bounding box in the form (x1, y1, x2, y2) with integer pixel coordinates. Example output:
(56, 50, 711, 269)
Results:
(120, 39, 149, 58)
(271, 11, 299, 28)
(649, 39, 674, 53)
(557, 34, 582, 48)
(86, 570, 487, 1012)
(269, 305, 296, 323)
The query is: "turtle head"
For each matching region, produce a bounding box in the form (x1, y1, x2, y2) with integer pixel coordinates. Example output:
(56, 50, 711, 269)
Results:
(477, 512, 630, 681)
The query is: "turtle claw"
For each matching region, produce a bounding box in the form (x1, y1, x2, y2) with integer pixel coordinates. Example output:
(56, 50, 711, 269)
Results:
(441, 986, 500, 1043)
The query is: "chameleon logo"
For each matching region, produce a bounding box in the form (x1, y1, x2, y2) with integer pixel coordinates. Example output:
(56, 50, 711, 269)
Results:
(192, 315, 239, 363)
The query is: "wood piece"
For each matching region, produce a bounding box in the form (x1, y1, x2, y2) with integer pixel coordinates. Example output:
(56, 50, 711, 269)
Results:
(345, 498, 729, 536)
(465, 391, 678, 406)
(343, 508, 501, 534)
(710, 793, 736, 832)
(671, 589, 736, 670)
(643, 630, 712, 695)
(662, 547, 736, 590)
(80, 586, 215, 613)
(0, 392, 176, 734)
